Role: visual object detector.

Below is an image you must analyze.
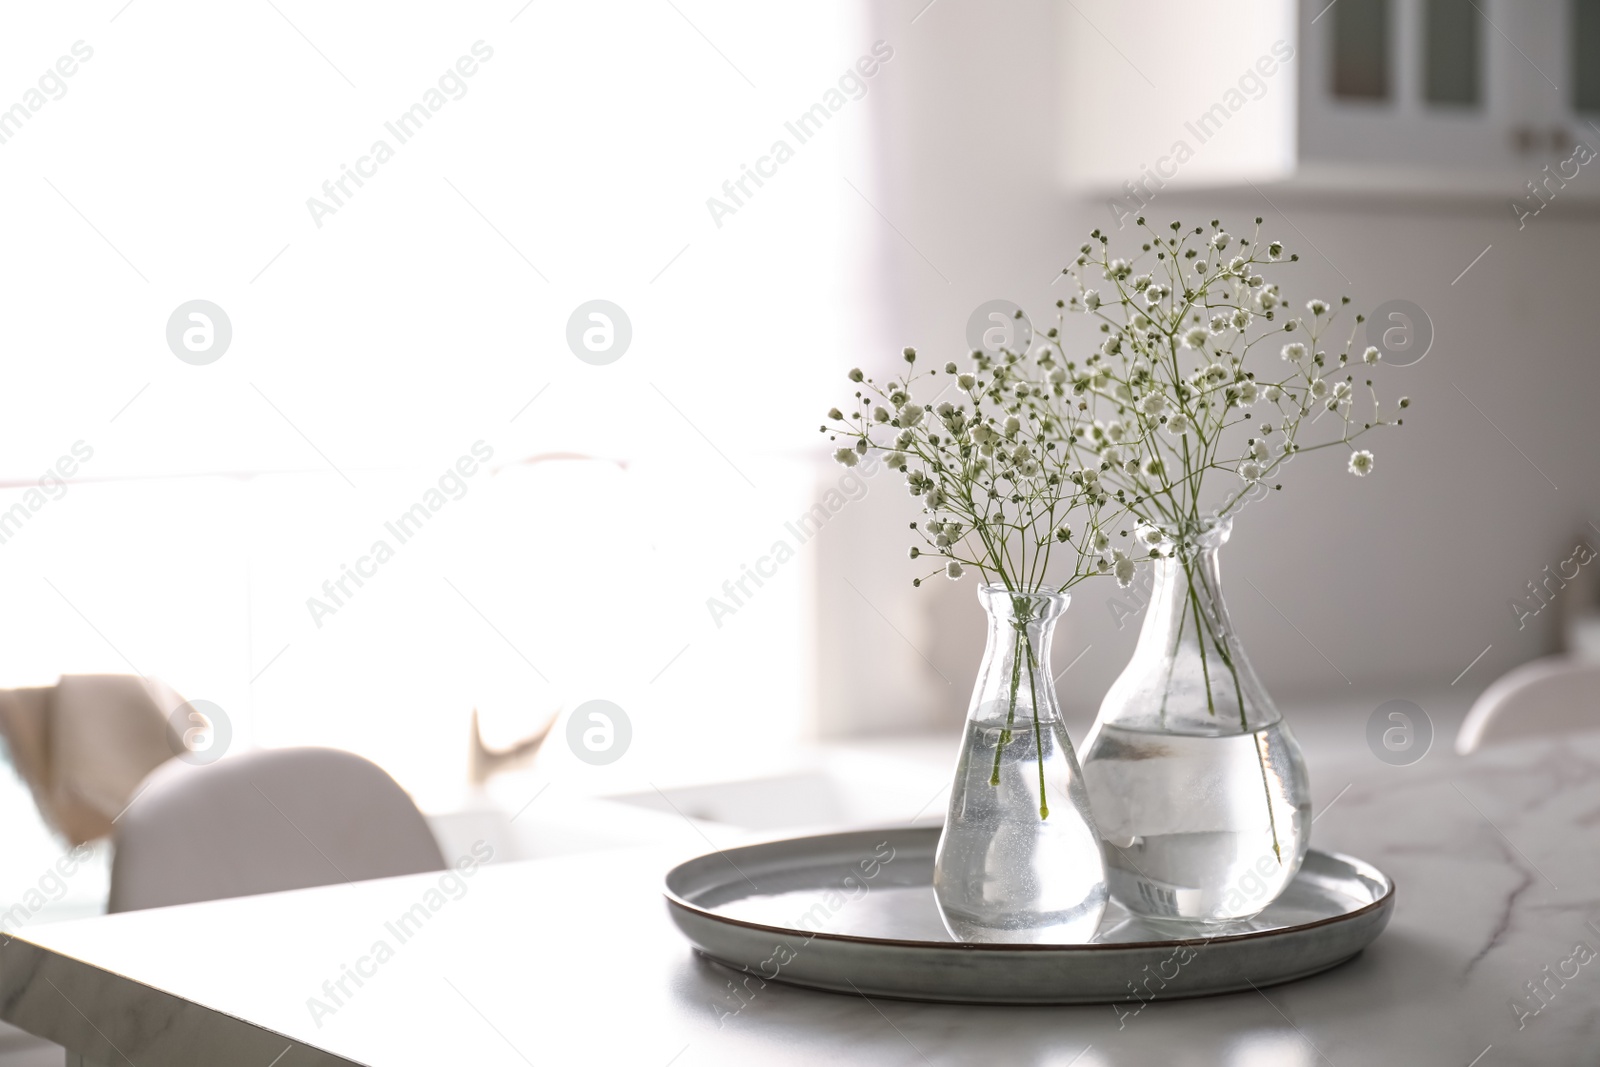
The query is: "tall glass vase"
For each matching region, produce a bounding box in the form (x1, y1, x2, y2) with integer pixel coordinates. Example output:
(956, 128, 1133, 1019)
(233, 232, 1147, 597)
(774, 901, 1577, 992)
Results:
(933, 586, 1107, 944)
(1081, 518, 1311, 923)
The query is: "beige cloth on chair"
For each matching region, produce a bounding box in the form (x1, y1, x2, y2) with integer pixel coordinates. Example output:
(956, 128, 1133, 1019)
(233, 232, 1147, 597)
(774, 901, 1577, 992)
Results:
(0, 675, 184, 845)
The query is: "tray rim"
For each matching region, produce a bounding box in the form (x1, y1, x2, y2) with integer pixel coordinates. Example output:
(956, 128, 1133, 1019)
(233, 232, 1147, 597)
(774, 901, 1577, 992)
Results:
(663, 824, 1395, 953)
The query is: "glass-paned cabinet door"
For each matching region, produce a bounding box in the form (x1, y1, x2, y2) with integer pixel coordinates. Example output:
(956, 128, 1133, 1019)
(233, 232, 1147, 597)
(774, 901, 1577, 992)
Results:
(1332, 0, 1392, 100)
(1574, 0, 1600, 114)
(1302, 0, 1525, 175)
(1491, 0, 1600, 165)
(1423, 0, 1482, 106)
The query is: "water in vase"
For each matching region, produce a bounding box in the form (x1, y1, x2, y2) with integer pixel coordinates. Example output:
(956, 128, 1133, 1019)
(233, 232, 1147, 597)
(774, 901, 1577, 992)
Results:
(934, 711, 1108, 944)
(1082, 720, 1310, 922)
(1080, 519, 1313, 922)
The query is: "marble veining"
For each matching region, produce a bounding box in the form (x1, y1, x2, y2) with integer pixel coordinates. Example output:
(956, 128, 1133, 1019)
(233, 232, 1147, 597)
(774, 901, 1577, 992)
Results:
(1, 731, 1599, 1065)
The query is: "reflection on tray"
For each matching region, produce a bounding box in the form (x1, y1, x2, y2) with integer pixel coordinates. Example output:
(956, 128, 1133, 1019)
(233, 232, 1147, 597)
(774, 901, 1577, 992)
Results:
(705, 842, 1377, 945)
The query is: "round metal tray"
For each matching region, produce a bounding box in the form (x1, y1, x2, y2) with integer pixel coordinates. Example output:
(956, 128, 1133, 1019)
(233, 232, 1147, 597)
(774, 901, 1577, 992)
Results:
(664, 825, 1393, 1004)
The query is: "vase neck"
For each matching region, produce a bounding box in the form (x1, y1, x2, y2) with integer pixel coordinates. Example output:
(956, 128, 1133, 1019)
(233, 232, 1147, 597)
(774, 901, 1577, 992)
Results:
(1101, 543, 1280, 734)
(1144, 547, 1228, 653)
(968, 587, 1068, 725)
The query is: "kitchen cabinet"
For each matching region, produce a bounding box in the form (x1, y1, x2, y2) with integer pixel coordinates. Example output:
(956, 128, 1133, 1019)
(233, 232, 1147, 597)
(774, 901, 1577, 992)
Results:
(1061, 0, 1600, 202)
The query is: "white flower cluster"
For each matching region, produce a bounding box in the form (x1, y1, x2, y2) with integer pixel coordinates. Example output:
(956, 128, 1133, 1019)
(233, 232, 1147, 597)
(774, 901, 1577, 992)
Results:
(820, 218, 1411, 594)
(824, 345, 1146, 592)
(1052, 216, 1407, 548)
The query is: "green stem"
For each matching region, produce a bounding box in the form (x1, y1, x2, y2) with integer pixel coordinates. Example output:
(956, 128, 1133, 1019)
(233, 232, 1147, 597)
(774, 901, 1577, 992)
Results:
(1186, 563, 1216, 718)
(1025, 637, 1049, 819)
(989, 623, 1024, 786)
(1256, 729, 1283, 864)
(1156, 586, 1185, 728)
(1184, 555, 1283, 865)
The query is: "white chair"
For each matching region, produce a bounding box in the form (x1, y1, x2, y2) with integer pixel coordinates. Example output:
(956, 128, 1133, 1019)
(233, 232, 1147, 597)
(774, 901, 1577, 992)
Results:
(1455, 656, 1600, 755)
(109, 747, 445, 912)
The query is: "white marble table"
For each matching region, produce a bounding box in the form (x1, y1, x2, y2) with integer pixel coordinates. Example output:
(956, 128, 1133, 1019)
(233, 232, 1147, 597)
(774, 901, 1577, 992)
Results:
(3, 731, 1599, 1067)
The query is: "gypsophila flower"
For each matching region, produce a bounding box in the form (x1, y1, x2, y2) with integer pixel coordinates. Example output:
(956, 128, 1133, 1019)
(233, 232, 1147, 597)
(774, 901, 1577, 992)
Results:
(824, 331, 1143, 620)
(1056, 216, 1406, 559)
(1059, 215, 1405, 875)
(1348, 450, 1374, 476)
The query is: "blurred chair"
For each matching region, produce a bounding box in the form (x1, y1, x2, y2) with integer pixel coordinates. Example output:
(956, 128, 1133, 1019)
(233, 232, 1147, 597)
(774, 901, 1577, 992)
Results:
(109, 747, 445, 912)
(468, 706, 557, 784)
(1455, 656, 1600, 754)
(0, 675, 184, 846)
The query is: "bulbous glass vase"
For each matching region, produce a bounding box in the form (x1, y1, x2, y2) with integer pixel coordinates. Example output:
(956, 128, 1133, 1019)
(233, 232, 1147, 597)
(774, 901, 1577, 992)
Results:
(932, 586, 1107, 944)
(1081, 518, 1311, 923)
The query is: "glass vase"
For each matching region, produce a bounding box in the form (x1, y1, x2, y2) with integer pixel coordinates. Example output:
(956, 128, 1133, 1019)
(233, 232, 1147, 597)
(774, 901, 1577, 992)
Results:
(1081, 518, 1311, 923)
(932, 586, 1107, 944)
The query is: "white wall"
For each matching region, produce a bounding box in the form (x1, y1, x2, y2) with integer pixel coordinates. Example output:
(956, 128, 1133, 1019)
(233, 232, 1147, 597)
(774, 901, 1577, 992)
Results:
(821, 0, 1600, 738)
(0, 1, 879, 794)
